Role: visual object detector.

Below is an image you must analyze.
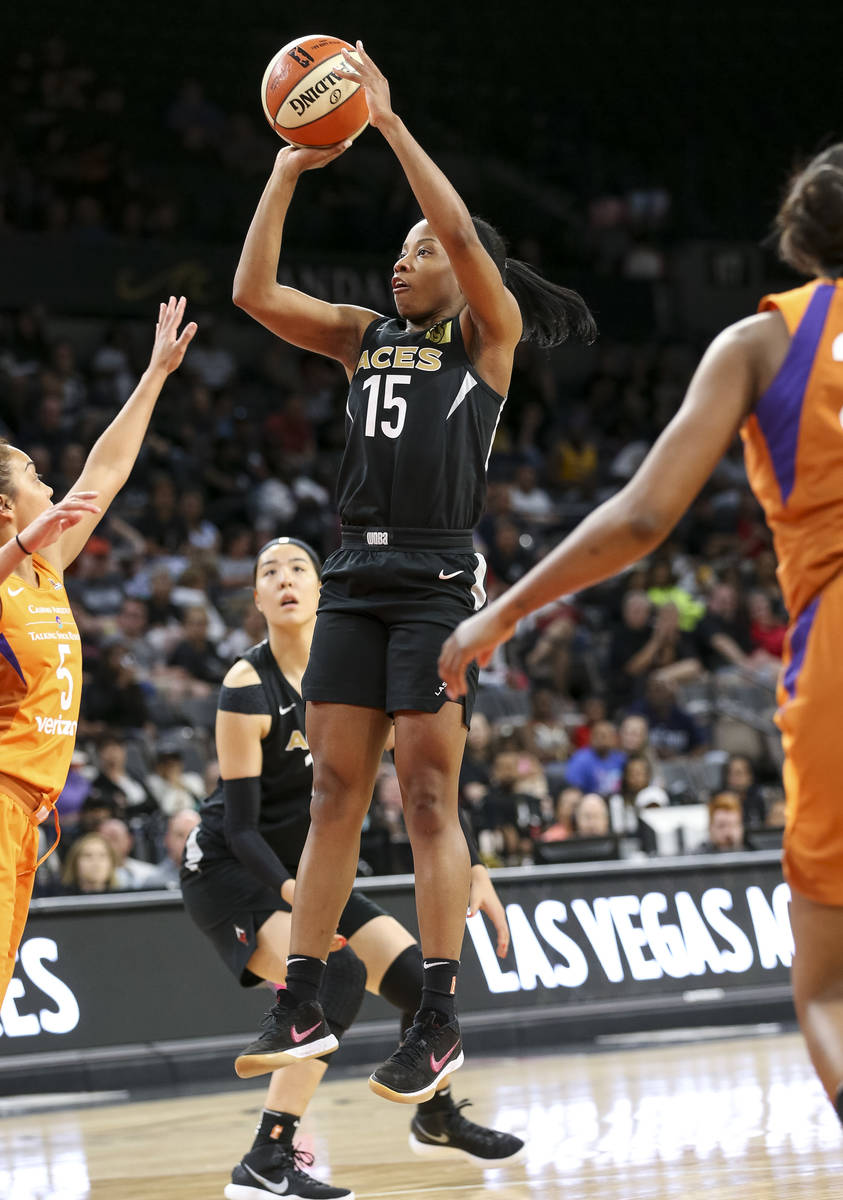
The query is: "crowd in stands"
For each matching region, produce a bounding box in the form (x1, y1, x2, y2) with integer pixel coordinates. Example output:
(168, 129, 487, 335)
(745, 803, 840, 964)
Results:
(0, 290, 790, 897)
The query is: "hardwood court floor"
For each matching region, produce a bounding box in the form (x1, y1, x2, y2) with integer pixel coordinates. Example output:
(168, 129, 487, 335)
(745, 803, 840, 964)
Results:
(1, 1029, 841, 1199)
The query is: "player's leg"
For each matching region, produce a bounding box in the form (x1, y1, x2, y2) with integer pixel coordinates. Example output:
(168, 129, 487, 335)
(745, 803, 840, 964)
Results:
(367, 707, 469, 1102)
(349, 911, 524, 1164)
(776, 575, 843, 1124)
(0, 796, 39, 1006)
(228, 916, 366, 1199)
(366, 607, 474, 1104)
(236, 703, 391, 1078)
(789, 890, 843, 1116)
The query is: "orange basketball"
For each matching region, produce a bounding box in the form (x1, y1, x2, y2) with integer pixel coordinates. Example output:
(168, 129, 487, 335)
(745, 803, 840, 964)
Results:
(261, 34, 369, 148)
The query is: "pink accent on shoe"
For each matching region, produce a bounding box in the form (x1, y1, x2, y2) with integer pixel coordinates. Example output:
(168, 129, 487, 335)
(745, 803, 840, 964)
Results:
(430, 1041, 460, 1073)
(290, 1021, 322, 1044)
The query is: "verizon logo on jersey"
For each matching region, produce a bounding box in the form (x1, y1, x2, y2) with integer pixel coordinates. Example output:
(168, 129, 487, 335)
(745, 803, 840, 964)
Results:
(34, 714, 78, 736)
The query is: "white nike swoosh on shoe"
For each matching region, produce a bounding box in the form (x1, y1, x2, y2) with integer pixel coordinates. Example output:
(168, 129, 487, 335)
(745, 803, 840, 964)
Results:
(420, 1130, 451, 1143)
(244, 1164, 290, 1194)
(7, 587, 24, 596)
(438, 569, 462, 580)
(279, 703, 295, 715)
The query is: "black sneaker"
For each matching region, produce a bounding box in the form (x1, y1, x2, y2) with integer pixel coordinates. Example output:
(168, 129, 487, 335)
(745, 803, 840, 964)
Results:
(369, 1009, 464, 1104)
(223, 1142, 354, 1199)
(234, 997, 338, 1079)
(409, 1099, 526, 1166)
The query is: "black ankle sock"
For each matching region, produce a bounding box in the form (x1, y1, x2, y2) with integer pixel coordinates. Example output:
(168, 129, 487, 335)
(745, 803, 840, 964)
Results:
(252, 1108, 300, 1149)
(417, 1084, 454, 1115)
(835, 1084, 843, 1126)
(284, 954, 326, 1006)
(420, 957, 460, 1022)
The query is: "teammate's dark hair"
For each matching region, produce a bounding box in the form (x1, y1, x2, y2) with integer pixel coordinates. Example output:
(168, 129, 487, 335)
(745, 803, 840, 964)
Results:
(471, 217, 597, 348)
(776, 144, 843, 277)
(253, 536, 322, 582)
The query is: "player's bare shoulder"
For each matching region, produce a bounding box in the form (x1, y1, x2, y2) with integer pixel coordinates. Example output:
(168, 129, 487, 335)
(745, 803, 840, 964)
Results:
(723, 310, 791, 398)
(222, 658, 263, 690)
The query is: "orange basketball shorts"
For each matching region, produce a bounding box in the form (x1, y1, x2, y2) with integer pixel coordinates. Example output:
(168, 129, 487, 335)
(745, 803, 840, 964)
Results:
(0, 791, 41, 1006)
(777, 570, 843, 905)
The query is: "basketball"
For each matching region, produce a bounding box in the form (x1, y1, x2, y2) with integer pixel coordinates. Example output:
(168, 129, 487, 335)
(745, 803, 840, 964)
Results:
(260, 34, 369, 148)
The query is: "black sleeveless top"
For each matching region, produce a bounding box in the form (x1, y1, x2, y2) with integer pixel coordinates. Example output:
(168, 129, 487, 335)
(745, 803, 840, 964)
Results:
(195, 641, 312, 870)
(337, 315, 507, 530)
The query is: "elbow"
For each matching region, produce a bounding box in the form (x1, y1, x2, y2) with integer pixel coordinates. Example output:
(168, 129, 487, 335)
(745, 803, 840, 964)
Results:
(232, 279, 252, 313)
(625, 504, 672, 549)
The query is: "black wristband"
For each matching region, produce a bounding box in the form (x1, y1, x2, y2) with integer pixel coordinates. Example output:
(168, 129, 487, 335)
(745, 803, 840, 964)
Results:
(15, 532, 31, 555)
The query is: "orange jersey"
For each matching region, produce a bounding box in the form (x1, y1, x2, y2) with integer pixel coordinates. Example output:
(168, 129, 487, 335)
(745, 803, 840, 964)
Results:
(0, 553, 82, 805)
(741, 279, 843, 618)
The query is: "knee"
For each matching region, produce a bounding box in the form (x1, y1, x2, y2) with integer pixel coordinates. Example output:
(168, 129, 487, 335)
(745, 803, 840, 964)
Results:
(310, 765, 365, 827)
(401, 774, 456, 838)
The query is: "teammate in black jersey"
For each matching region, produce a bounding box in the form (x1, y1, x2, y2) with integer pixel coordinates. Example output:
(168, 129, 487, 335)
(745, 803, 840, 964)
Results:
(181, 538, 524, 1200)
(232, 40, 596, 1104)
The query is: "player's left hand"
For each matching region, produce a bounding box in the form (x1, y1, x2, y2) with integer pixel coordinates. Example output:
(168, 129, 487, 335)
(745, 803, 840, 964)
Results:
(468, 864, 509, 958)
(438, 607, 518, 699)
(149, 296, 198, 375)
(336, 41, 393, 128)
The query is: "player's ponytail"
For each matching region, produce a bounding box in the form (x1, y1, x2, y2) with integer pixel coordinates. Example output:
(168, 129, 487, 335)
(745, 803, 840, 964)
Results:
(776, 144, 843, 277)
(471, 217, 597, 348)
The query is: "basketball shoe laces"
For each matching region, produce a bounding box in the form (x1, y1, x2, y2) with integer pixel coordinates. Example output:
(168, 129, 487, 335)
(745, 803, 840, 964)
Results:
(391, 1011, 447, 1070)
(264, 1141, 317, 1178)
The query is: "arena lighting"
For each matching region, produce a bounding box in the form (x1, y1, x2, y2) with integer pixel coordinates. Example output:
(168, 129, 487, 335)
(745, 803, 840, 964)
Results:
(466, 883, 794, 994)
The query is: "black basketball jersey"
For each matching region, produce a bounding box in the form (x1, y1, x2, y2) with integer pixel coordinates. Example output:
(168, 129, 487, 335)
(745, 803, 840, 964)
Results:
(336, 315, 507, 530)
(193, 641, 312, 870)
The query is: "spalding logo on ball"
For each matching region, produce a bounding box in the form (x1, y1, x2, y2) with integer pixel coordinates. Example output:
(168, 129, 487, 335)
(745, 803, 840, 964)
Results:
(261, 34, 369, 148)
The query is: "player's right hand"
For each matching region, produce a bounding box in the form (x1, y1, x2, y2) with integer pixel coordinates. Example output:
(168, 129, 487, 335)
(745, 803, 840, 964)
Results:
(276, 142, 352, 176)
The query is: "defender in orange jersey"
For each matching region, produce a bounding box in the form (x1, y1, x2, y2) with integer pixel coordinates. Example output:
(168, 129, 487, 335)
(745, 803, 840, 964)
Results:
(440, 144, 843, 1126)
(0, 296, 196, 1005)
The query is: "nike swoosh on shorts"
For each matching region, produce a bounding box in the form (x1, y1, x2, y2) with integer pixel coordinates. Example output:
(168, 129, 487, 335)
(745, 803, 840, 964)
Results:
(438, 569, 462, 580)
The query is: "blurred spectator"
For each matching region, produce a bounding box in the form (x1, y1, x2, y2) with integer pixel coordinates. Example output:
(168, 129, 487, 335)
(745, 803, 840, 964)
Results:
(765, 793, 787, 829)
(572, 793, 611, 837)
(747, 591, 787, 659)
(80, 642, 150, 733)
(98, 818, 158, 889)
(55, 746, 92, 832)
(693, 581, 753, 672)
(607, 754, 665, 837)
(698, 792, 747, 853)
(509, 461, 554, 525)
(628, 676, 707, 759)
(167, 606, 228, 687)
(145, 809, 201, 888)
(146, 746, 205, 815)
(540, 786, 583, 842)
(58, 833, 119, 895)
(564, 720, 625, 795)
(88, 734, 155, 816)
(721, 753, 766, 827)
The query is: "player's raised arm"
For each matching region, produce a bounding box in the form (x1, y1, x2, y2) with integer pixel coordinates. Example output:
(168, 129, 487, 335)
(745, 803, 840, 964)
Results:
(336, 43, 521, 351)
(44, 297, 196, 573)
(232, 145, 379, 371)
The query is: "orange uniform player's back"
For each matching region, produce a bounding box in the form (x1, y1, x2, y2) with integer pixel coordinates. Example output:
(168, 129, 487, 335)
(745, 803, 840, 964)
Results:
(0, 553, 82, 806)
(741, 279, 843, 621)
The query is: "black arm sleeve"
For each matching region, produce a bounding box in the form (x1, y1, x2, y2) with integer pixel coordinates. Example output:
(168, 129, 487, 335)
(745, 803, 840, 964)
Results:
(222, 776, 292, 893)
(459, 805, 482, 868)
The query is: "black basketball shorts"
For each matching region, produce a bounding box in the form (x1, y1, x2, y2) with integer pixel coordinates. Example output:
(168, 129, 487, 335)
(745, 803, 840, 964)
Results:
(180, 852, 387, 987)
(302, 527, 483, 722)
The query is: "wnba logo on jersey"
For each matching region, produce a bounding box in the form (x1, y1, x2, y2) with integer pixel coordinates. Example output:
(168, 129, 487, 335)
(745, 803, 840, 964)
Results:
(425, 320, 452, 345)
